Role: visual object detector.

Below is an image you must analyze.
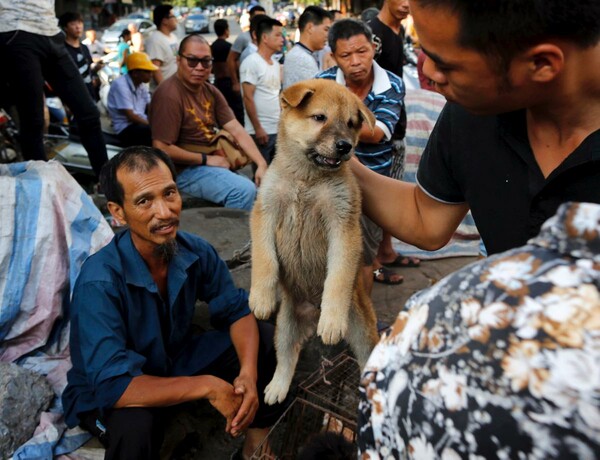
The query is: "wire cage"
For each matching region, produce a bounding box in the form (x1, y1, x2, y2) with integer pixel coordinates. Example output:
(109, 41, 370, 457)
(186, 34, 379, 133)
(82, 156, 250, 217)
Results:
(251, 352, 362, 459)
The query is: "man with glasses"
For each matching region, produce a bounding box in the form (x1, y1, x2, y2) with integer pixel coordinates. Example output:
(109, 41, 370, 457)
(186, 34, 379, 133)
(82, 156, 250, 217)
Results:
(146, 4, 180, 86)
(149, 34, 267, 211)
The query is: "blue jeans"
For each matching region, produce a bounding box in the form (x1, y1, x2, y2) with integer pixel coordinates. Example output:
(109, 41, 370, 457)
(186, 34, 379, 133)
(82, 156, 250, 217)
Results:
(176, 165, 256, 211)
(251, 133, 277, 165)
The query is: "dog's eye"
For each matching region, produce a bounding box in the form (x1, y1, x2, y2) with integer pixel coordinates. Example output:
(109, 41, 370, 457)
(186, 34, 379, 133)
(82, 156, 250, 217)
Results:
(312, 114, 327, 123)
(347, 119, 354, 129)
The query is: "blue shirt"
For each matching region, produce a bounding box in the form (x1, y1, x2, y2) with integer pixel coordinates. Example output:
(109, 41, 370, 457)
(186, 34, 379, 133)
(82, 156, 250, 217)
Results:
(62, 230, 250, 427)
(317, 61, 404, 176)
(107, 74, 151, 133)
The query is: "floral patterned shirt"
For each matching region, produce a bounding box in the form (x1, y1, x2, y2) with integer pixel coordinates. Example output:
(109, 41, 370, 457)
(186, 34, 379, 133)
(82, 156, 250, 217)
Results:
(358, 202, 600, 459)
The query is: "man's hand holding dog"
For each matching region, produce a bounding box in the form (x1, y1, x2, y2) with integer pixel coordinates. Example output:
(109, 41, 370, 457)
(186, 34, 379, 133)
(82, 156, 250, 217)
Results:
(230, 373, 260, 436)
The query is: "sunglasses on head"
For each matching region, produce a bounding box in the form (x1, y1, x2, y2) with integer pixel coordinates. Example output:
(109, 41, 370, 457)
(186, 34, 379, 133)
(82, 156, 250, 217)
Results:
(179, 54, 214, 69)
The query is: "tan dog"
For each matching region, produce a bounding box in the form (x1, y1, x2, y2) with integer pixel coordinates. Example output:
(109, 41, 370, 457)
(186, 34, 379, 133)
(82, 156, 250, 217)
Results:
(249, 79, 380, 405)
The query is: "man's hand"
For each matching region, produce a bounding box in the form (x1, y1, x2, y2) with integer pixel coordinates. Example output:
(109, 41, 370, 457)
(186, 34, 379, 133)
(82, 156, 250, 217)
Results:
(230, 373, 259, 437)
(207, 376, 243, 434)
(207, 154, 231, 169)
(254, 127, 269, 146)
(254, 163, 267, 186)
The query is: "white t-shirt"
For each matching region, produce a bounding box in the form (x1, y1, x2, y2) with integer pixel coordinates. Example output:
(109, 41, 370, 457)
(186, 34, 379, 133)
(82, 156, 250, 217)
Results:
(240, 53, 281, 135)
(0, 0, 60, 35)
(145, 31, 179, 81)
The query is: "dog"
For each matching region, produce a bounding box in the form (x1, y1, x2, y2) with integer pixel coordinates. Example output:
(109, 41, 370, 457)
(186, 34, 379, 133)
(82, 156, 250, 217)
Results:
(249, 79, 380, 405)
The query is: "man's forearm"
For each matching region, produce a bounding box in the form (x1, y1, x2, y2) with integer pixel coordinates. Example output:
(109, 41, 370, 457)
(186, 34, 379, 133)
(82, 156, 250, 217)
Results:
(227, 52, 241, 88)
(229, 314, 259, 380)
(114, 374, 219, 408)
(222, 119, 267, 168)
(153, 139, 202, 165)
(242, 92, 263, 134)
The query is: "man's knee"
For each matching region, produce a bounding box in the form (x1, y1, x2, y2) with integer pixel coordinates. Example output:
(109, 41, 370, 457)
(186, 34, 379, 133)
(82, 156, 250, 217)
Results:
(226, 178, 256, 210)
(104, 407, 164, 460)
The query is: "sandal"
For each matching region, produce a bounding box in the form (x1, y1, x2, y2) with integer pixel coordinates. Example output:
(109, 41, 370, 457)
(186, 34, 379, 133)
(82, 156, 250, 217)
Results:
(373, 267, 404, 285)
(382, 254, 421, 268)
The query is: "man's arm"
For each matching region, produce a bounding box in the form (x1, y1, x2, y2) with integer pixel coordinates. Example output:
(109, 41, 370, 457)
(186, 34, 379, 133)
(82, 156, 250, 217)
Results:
(350, 158, 469, 250)
(115, 374, 242, 434)
(227, 50, 242, 93)
(121, 109, 149, 126)
(241, 82, 268, 145)
(228, 314, 260, 436)
(151, 59, 165, 85)
(153, 139, 231, 169)
(359, 123, 385, 144)
(222, 117, 268, 185)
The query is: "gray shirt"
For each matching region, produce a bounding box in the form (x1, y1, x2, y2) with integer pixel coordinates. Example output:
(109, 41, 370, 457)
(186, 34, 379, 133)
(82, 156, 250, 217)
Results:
(0, 0, 60, 36)
(282, 43, 319, 89)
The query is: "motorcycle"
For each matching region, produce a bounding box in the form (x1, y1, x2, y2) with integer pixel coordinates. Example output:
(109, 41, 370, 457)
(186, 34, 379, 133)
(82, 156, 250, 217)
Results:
(0, 108, 22, 164)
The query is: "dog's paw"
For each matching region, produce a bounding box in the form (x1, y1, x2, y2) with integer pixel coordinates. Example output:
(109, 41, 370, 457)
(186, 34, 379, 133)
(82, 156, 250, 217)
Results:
(263, 378, 290, 405)
(249, 289, 277, 320)
(317, 312, 348, 345)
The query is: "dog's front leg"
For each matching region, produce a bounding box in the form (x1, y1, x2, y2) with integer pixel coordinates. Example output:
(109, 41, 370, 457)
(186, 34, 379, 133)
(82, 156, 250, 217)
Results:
(249, 203, 279, 320)
(317, 226, 361, 345)
(264, 292, 314, 405)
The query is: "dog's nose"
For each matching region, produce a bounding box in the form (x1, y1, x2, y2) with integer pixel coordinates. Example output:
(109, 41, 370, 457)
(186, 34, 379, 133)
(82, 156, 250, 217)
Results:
(336, 140, 352, 155)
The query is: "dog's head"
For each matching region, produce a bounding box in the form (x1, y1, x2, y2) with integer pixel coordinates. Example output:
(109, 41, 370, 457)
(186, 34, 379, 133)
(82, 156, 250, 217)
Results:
(278, 79, 376, 171)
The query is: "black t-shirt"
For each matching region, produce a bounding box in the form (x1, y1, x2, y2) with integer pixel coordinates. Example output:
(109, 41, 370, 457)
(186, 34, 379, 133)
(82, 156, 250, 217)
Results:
(211, 38, 231, 63)
(368, 17, 405, 79)
(65, 42, 95, 99)
(417, 102, 600, 254)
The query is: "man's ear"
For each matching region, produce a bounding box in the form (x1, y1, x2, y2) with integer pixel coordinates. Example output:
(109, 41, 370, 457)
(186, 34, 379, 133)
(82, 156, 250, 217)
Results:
(281, 82, 315, 109)
(524, 43, 565, 83)
(107, 201, 127, 227)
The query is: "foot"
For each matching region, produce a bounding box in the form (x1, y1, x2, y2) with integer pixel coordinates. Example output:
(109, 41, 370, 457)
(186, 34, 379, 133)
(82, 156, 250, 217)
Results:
(373, 267, 404, 285)
(380, 254, 421, 268)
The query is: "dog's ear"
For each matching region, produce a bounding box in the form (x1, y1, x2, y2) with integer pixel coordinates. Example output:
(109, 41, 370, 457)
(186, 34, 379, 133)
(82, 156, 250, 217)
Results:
(281, 83, 315, 109)
(357, 101, 377, 134)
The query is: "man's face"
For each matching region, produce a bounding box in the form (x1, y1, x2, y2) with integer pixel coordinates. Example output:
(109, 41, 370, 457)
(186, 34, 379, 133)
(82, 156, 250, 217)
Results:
(64, 20, 84, 40)
(163, 10, 178, 32)
(387, 0, 410, 22)
(411, 1, 530, 115)
(177, 41, 213, 87)
(262, 26, 284, 53)
(333, 34, 375, 87)
(110, 161, 182, 258)
(131, 69, 154, 84)
(309, 18, 332, 51)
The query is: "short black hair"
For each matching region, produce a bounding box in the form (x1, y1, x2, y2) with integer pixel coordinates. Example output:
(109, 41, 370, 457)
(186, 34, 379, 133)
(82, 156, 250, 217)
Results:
(249, 4, 265, 17)
(255, 16, 282, 45)
(178, 33, 209, 55)
(328, 19, 372, 54)
(58, 11, 83, 29)
(298, 6, 332, 33)
(214, 18, 229, 36)
(119, 29, 131, 40)
(414, 0, 600, 70)
(153, 4, 173, 28)
(100, 146, 177, 206)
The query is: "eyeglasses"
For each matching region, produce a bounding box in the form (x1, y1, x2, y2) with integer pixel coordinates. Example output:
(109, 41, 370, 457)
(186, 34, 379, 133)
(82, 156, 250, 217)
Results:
(179, 54, 214, 69)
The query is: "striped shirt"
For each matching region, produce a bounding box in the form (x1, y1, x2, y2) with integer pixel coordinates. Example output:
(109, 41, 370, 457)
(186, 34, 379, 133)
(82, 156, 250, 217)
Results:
(317, 61, 404, 175)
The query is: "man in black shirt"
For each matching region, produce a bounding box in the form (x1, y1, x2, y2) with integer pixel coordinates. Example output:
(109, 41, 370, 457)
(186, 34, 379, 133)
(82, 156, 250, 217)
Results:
(59, 12, 103, 101)
(351, 0, 600, 256)
(211, 19, 244, 125)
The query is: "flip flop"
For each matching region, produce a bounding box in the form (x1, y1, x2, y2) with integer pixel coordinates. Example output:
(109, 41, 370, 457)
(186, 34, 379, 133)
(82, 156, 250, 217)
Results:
(373, 267, 404, 285)
(383, 255, 421, 268)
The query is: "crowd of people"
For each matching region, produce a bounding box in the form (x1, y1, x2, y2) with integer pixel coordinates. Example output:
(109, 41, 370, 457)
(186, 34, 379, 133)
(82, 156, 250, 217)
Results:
(1, 0, 599, 458)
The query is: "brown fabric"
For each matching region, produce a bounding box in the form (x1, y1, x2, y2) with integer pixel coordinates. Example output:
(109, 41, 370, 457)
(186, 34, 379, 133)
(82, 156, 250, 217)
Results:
(149, 75, 236, 146)
(180, 129, 251, 170)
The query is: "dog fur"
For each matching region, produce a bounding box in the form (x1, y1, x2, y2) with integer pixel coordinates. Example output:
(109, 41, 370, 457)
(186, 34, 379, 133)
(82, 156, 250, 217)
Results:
(249, 79, 380, 405)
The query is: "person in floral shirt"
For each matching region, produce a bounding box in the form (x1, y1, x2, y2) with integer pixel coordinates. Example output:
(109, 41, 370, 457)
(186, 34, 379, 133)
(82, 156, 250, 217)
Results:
(358, 202, 600, 459)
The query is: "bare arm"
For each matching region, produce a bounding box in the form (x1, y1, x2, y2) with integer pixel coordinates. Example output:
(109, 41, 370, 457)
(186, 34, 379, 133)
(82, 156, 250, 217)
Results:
(153, 139, 231, 169)
(350, 157, 469, 250)
(226, 50, 242, 92)
(241, 82, 268, 145)
(359, 123, 385, 144)
(151, 59, 164, 85)
(222, 118, 268, 185)
(121, 108, 149, 126)
(228, 314, 260, 435)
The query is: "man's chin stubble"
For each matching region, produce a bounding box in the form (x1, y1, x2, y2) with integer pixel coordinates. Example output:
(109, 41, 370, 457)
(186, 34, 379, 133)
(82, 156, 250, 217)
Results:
(153, 238, 178, 262)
